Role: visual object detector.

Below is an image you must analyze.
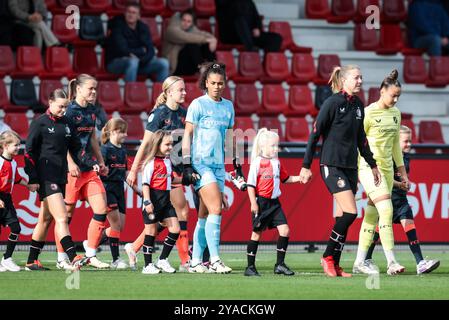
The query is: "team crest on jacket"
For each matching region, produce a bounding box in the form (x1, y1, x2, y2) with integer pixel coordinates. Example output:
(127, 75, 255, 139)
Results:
(393, 116, 398, 124)
(75, 115, 82, 123)
(148, 114, 155, 123)
(356, 107, 362, 120)
(65, 125, 71, 136)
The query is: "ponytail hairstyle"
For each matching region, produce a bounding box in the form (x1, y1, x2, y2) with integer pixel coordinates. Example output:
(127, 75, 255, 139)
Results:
(0, 130, 21, 148)
(143, 130, 172, 166)
(251, 128, 280, 162)
(101, 118, 128, 145)
(199, 62, 227, 92)
(329, 64, 361, 93)
(68, 73, 96, 101)
(380, 69, 401, 90)
(153, 76, 184, 110)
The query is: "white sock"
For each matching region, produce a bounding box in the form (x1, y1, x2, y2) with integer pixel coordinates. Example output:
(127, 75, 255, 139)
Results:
(354, 248, 368, 265)
(191, 258, 201, 266)
(85, 246, 97, 258)
(384, 249, 396, 266)
(210, 256, 220, 264)
(57, 252, 68, 262)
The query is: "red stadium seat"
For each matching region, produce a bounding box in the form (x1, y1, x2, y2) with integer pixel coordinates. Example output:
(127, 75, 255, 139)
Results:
(0, 80, 10, 109)
(39, 79, 63, 107)
(52, 14, 79, 43)
(45, 0, 57, 9)
(353, 23, 379, 51)
(122, 82, 151, 114)
(355, 88, 366, 106)
(215, 51, 237, 80)
(112, 0, 127, 10)
(73, 46, 99, 74)
(58, 0, 84, 8)
(235, 52, 264, 83)
(151, 82, 163, 106)
(258, 117, 283, 141)
(97, 50, 121, 81)
(263, 53, 290, 83)
(97, 81, 123, 113)
(85, 0, 110, 13)
(419, 121, 445, 144)
(376, 24, 403, 55)
(183, 82, 203, 107)
(234, 83, 260, 115)
(268, 21, 312, 53)
(0, 46, 15, 76)
(285, 117, 309, 142)
(121, 114, 144, 141)
(287, 85, 314, 116)
(3, 113, 29, 140)
(305, 0, 331, 19)
(426, 57, 449, 88)
(222, 86, 232, 101)
(196, 18, 212, 33)
(401, 119, 418, 144)
(167, 0, 192, 12)
(327, 0, 356, 23)
(354, 0, 380, 22)
(316, 54, 341, 85)
(141, 0, 166, 16)
(261, 84, 288, 115)
(367, 87, 380, 105)
(290, 53, 316, 84)
(194, 0, 215, 17)
(381, 0, 407, 23)
(14, 46, 44, 77)
(44, 47, 74, 79)
(234, 116, 256, 142)
(140, 17, 161, 49)
(403, 56, 428, 84)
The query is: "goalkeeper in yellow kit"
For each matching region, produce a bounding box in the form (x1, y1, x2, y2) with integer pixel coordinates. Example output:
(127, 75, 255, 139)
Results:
(353, 70, 410, 276)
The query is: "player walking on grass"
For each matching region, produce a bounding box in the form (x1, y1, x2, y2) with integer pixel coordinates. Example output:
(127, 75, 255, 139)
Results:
(140, 130, 181, 274)
(58, 74, 110, 269)
(353, 70, 408, 276)
(23, 89, 89, 271)
(0, 131, 32, 272)
(363, 125, 440, 275)
(244, 128, 302, 277)
(300, 65, 381, 278)
(125, 76, 191, 272)
(182, 62, 241, 274)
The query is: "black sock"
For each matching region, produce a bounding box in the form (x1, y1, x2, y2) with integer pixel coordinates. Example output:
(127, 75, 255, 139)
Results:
(203, 246, 210, 263)
(109, 237, 120, 261)
(323, 212, 357, 261)
(406, 227, 424, 264)
(4, 223, 20, 259)
(247, 240, 259, 267)
(157, 223, 166, 234)
(365, 231, 380, 260)
(143, 235, 155, 266)
(159, 232, 179, 260)
(60, 235, 77, 262)
(179, 221, 187, 231)
(276, 236, 289, 265)
(98, 229, 109, 246)
(27, 240, 45, 264)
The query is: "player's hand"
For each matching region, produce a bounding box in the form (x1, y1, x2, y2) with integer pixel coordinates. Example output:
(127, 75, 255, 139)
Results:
(372, 167, 382, 187)
(99, 163, 109, 176)
(69, 163, 80, 177)
(182, 164, 201, 186)
(252, 28, 261, 37)
(0, 199, 4, 208)
(28, 184, 40, 192)
(126, 170, 138, 187)
(400, 179, 410, 191)
(250, 202, 259, 217)
(222, 195, 230, 211)
(145, 203, 154, 215)
(299, 167, 312, 184)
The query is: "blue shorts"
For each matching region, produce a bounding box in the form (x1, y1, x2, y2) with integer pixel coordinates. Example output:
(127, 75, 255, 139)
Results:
(192, 164, 226, 193)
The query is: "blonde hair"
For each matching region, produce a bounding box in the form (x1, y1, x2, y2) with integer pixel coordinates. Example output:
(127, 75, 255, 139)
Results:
(153, 76, 184, 110)
(328, 65, 361, 93)
(251, 128, 279, 162)
(0, 130, 21, 148)
(143, 130, 172, 166)
(400, 125, 412, 135)
(68, 73, 97, 100)
(101, 118, 128, 145)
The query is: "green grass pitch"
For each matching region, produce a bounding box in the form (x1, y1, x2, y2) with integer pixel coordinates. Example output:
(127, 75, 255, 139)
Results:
(1, 248, 449, 300)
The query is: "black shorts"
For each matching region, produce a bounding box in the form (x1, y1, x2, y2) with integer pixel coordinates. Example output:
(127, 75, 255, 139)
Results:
(0, 193, 18, 227)
(393, 202, 414, 224)
(142, 189, 177, 224)
(320, 165, 358, 194)
(252, 197, 287, 232)
(38, 182, 66, 201)
(104, 182, 126, 214)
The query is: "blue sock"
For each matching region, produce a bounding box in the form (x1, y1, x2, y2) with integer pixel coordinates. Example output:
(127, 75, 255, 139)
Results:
(192, 218, 207, 266)
(205, 214, 222, 263)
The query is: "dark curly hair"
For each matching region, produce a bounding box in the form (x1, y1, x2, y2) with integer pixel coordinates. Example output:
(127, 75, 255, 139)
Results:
(198, 62, 227, 92)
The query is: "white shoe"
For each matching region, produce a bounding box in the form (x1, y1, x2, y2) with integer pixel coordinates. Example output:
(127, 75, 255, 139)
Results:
(387, 261, 405, 275)
(110, 258, 128, 270)
(208, 260, 232, 274)
(124, 243, 137, 270)
(179, 261, 190, 272)
(0, 264, 7, 272)
(87, 256, 110, 269)
(142, 263, 160, 274)
(1, 257, 21, 272)
(352, 260, 379, 275)
(56, 259, 76, 271)
(417, 258, 440, 275)
(156, 259, 176, 273)
(188, 263, 208, 273)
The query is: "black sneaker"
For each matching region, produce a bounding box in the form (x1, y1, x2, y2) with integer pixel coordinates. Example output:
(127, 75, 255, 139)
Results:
(274, 262, 295, 276)
(244, 265, 261, 277)
(25, 260, 50, 271)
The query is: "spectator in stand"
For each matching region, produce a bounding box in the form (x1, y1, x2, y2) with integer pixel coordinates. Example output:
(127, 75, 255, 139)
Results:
(215, 0, 282, 52)
(0, 0, 34, 49)
(408, 0, 449, 56)
(105, 2, 169, 82)
(7, 0, 61, 49)
(162, 9, 217, 76)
